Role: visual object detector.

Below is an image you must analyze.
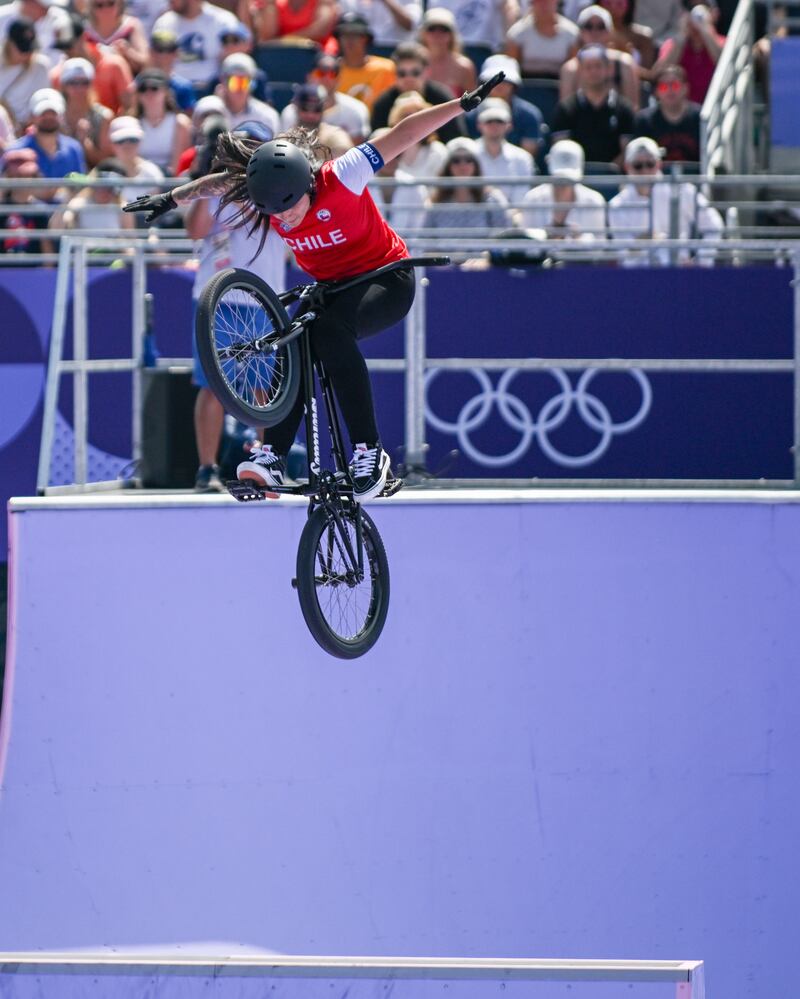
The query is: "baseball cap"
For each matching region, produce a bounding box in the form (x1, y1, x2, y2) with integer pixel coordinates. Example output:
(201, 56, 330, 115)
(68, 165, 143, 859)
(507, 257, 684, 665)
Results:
(30, 88, 66, 117)
(150, 28, 179, 51)
(134, 67, 170, 90)
(334, 12, 372, 37)
(477, 97, 511, 124)
(221, 52, 257, 78)
(53, 12, 84, 50)
(292, 82, 326, 110)
(445, 136, 478, 156)
(61, 57, 95, 84)
(578, 5, 613, 29)
(421, 7, 457, 30)
(479, 53, 521, 87)
(547, 139, 584, 180)
(624, 136, 664, 164)
(219, 22, 251, 42)
(192, 94, 227, 122)
(8, 17, 37, 53)
(109, 115, 144, 142)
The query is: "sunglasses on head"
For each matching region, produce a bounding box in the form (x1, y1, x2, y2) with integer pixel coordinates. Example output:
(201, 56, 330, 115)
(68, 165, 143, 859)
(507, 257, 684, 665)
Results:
(630, 160, 656, 170)
(657, 79, 683, 93)
(396, 67, 422, 77)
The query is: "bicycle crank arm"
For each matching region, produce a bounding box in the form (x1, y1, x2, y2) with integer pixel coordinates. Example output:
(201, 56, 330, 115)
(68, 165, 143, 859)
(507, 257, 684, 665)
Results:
(264, 313, 317, 353)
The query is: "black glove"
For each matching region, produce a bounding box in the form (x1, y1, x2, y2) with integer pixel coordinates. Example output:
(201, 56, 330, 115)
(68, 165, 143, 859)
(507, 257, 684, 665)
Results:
(122, 191, 178, 223)
(460, 71, 506, 112)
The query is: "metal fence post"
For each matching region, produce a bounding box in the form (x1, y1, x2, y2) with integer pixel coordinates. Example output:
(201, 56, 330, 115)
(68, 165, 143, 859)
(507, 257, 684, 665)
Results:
(794, 250, 800, 487)
(131, 243, 146, 479)
(73, 241, 88, 488)
(404, 268, 428, 472)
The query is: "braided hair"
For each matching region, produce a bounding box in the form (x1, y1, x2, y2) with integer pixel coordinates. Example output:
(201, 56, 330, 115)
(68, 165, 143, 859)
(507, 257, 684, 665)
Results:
(213, 127, 333, 257)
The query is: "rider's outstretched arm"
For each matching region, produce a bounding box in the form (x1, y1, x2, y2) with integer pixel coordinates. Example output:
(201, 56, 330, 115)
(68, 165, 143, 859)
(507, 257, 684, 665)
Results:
(370, 71, 506, 164)
(123, 171, 233, 222)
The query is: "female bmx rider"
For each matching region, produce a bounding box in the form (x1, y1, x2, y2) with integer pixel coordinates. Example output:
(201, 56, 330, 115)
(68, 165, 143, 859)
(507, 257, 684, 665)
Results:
(124, 70, 504, 502)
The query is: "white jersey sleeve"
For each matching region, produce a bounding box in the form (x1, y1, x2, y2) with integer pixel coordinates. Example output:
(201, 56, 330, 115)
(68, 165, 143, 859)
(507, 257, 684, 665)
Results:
(331, 142, 385, 196)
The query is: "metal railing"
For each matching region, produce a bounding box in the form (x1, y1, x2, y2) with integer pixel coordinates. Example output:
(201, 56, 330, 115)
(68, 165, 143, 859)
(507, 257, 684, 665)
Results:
(34, 233, 800, 494)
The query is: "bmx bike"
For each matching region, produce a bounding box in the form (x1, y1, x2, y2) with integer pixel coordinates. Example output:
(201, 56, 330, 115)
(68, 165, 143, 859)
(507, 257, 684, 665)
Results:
(195, 255, 449, 659)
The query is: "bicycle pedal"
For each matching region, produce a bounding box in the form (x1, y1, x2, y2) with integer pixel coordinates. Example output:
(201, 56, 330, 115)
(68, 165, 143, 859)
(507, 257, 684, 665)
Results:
(225, 480, 280, 502)
(379, 476, 404, 498)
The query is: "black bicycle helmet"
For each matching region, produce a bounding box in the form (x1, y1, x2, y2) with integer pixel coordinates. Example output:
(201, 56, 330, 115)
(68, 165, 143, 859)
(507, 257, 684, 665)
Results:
(246, 139, 314, 215)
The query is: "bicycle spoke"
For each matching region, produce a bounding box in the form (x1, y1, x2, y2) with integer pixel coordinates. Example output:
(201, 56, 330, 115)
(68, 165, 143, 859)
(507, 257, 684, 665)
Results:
(313, 515, 376, 641)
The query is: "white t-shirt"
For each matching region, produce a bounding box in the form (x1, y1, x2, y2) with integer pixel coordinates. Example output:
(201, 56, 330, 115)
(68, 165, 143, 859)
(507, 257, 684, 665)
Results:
(474, 137, 535, 203)
(397, 140, 447, 181)
(152, 2, 240, 86)
(193, 197, 286, 298)
(280, 91, 369, 140)
(227, 97, 280, 137)
(121, 157, 164, 207)
(125, 0, 170, 34)
(436, 0, 511, 51)
(338, 0, 421, 46)
(521, 182, 606, 239)
(368, 166, 427, 234)
(506, 13, 579, 73)
(0, 52, 51, 126)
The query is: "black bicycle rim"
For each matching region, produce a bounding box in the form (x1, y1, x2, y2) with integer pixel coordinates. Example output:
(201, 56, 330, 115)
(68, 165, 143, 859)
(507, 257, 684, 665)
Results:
(296, 506, 390, 659)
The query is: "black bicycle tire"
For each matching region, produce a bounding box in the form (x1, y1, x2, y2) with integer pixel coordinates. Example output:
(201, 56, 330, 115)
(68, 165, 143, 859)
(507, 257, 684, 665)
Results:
(195, 267, 300, 428)
(296, 505, 390, 659)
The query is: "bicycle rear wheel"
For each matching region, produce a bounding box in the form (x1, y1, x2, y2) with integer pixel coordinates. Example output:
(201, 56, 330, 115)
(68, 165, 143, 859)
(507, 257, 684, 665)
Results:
(196, 267, 300, 428)
(296, 505, 390, 659)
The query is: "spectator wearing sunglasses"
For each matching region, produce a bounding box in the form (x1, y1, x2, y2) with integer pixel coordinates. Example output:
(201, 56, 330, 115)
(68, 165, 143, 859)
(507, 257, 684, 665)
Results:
(520, 138, 606, 240)
(633, 65, 699, 165)
(608, 135, 723, 265)
(424, 137, 513, 232)
(108, 114, 164, 207)
(151, 0, 243, 92)
(84, 0, 149, 75)
(132, 67, 192, 173)
(288, 82, 352, 157)
(464, 55, 542, 158)
(651, 0, 725, 105)
(214, 52, 279, 132)
(334, 12, 397, 111)
(560, 5, 639, 110)
(148, 28, 197, 110)
(203, 24, 268, 103)
(58, 57, 114, 168)
(370, 41, 466, 143)
(281, 52, 369, 142)
(473, 97, 535, 205)
(418, 7, 476, 98)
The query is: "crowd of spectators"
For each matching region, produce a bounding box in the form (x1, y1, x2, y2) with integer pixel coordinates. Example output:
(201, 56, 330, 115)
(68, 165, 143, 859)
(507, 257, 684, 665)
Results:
(0, 0, 730, 257)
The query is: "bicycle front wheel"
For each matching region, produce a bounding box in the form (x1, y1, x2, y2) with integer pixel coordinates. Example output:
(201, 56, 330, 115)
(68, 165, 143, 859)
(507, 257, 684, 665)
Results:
(196, 267, 300, 428)
(296, 505, 390, 659)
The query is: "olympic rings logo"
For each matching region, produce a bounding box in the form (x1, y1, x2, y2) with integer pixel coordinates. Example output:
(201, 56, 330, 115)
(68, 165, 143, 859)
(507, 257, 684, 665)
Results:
(424, 368, 653, 469)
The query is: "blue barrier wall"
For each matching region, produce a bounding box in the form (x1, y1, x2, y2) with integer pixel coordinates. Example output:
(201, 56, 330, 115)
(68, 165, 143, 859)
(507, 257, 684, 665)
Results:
(1, 493, 799, 999)
(0, 266, 794, 558)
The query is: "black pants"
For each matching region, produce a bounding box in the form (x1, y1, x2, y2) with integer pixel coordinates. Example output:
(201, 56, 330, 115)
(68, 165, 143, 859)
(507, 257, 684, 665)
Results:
(265, 266, 416, 454)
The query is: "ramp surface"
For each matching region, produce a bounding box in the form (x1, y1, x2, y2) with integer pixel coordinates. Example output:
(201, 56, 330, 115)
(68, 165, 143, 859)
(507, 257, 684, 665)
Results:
(1, 490, 799, 999)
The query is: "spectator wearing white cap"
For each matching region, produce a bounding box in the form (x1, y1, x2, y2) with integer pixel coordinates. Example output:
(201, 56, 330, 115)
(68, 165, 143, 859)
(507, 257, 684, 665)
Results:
(608, 135, 723, 265)
(474, 96, 535, 205)
(0, 0, 71, 69)
(8, 87, 86, 183)
(0, 17, 51, 129)
(559, 5, 639, 110)
(50, 12, 133, 115)
(418, 7, 476, 98)
(108, 114, 165, 207)
(550, 43, 634, 165)
(214, 52, 278, 133)
(338, 0, 421, 47)
(59, 57, 114, 168)
(151, 0, 242, 91)
(132, 67, 192, 173)
(505, 0, 580, 78)
(520, 138, 605, 239)
(434, 0, 520, 53)
(464, 53, 542, 156)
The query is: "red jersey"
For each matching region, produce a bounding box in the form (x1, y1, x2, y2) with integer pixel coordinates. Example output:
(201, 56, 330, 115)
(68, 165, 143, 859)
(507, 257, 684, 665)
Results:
(270, 143, 409, 282)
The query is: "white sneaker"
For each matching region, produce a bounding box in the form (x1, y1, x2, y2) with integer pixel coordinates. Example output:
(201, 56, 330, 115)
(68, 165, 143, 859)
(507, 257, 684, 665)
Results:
(349, 443, 390, 502)
(237, 443, 286, 488)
